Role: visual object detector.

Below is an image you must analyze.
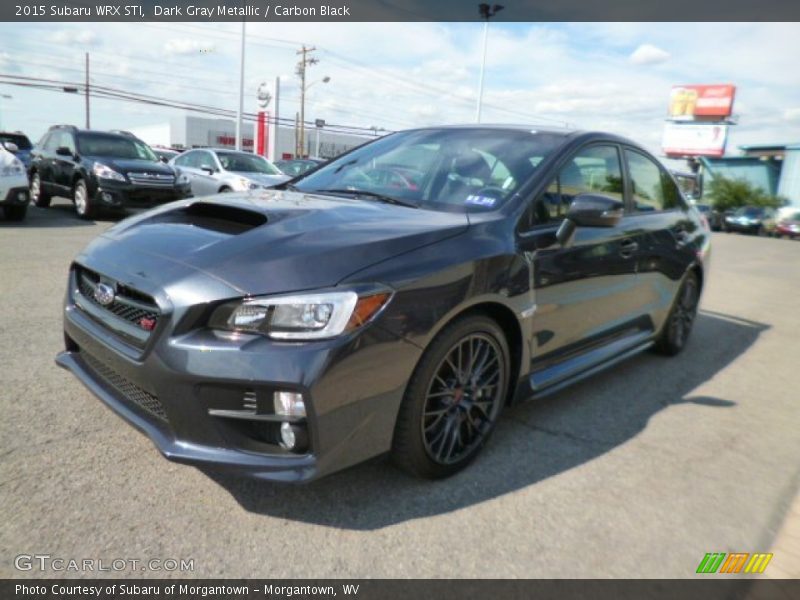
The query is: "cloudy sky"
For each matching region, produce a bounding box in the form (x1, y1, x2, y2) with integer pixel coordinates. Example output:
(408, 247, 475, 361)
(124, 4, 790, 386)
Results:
(1, 21, 799, 161)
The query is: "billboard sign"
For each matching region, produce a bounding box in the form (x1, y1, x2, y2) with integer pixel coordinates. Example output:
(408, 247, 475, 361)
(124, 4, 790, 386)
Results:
(662, 122, 728, 157)
(668, 84, 736, 119)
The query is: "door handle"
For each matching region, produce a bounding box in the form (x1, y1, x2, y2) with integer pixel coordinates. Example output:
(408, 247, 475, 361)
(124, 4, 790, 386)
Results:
(618, 238, 638, 258)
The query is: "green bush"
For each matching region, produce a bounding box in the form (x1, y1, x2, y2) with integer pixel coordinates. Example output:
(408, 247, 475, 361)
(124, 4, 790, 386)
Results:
(705, 176, 785, 211)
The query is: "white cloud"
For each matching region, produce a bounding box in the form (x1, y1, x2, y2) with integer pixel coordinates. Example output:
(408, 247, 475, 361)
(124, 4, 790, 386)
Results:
(784, 108, 800, 122)
(163, 39, 213, 56)
(629, 44, 671, 66)
(51, 29, 100, 46)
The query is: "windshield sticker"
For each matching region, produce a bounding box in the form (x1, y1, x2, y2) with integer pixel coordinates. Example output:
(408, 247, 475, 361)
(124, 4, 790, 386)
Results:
(465, 194, 497, 207)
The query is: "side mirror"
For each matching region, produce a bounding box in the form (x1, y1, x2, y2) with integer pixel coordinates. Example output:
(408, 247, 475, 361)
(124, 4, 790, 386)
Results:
(200, 165, 215, 175)
(55, 146, 73, 157)
(159, 156, 169, 163)
(556, 193, 623, 246)
(3, 141, 19, 152)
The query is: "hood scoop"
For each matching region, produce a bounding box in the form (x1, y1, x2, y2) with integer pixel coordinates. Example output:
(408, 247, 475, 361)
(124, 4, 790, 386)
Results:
(144, 202, 267, 235)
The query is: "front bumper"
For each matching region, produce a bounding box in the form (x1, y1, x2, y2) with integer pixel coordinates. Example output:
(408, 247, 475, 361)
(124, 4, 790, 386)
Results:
(1, 185, 30, 206)
(57, 268, 421, 482)
(93, 180, 192, 209)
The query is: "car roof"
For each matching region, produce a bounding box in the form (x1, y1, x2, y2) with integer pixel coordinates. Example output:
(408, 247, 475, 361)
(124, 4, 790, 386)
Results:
(391, 124, 643, 148)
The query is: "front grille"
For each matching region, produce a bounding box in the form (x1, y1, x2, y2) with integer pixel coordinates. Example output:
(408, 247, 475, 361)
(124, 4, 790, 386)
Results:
(75, 267, 160, 347)
(81, 351, 168, 423)
(127, 172, 176, 186)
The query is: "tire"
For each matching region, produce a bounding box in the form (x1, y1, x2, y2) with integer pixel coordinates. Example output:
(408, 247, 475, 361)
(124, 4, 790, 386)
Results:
(391, 314, 511, 479)
(73, 179, 95, 220)
(3, 204, 27, 221)
(757, 225, 767, 237)
(654, 270, 700, 356)
(30, 172, 51, 208)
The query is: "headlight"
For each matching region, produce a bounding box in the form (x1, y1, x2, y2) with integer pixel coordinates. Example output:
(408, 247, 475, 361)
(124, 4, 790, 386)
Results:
(93, 163, 126, 182)
(235, 177, 259, 190)
(208, 290, 392, 340)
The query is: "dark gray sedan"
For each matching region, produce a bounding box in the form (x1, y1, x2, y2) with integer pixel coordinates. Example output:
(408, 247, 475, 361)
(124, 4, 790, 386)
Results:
(56, 125, 710, 482)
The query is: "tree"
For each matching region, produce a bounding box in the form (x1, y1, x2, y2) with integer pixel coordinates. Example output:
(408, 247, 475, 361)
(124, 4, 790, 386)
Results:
(705, 176, 786, 211)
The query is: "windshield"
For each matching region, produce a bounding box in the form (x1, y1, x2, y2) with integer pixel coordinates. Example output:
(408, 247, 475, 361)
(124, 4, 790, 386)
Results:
(217, 152, 281, 175)
(736, 207, 764, 218)
(293, 128, 567, 211)
(0, 134, 32, 150)
(77, 134, 158, 161)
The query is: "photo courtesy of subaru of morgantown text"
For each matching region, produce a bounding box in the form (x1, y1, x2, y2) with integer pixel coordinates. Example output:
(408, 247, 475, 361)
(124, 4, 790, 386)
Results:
(57, 125, 710, 481)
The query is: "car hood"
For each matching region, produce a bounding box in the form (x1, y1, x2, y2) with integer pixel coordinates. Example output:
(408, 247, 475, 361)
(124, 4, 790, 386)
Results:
(85, 156, 175, 175)
(232, 172, 291, 187)
(81, 190, 469, 295)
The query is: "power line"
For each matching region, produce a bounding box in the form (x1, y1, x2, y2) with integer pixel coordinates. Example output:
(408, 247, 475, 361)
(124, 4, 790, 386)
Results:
(0, 74, 386, 137)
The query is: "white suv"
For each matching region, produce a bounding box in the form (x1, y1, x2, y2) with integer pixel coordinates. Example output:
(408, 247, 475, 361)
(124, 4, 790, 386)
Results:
(0, 143, 29, 221)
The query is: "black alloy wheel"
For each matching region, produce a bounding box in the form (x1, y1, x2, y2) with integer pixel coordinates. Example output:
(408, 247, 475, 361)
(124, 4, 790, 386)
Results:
(655, 270, 699, 356)
(392, 315, 510, 478)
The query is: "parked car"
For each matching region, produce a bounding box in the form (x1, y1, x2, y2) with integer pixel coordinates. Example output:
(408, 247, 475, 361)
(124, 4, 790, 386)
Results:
(0, 131, 34, 169)
(56, 125, 709, 481)
(29, 125, 192, 219)
(723, 205, 776, 235)
(170, 148, 289, 196)
(152, 147, 180, 163)
(0, 144, 30, 221)
(774, 209, 800, 239)
(274, 158, 326, 177)
(707, 207, 730, 232)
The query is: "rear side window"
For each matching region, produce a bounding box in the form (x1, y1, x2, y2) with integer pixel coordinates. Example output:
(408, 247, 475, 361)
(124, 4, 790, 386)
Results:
(625, 149, 681, 212)
(524, 144, 623, 228)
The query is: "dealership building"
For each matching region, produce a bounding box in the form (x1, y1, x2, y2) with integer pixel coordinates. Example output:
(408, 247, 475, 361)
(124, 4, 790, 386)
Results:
(129, 115, 375, 161)
(697, 143, 800, 206)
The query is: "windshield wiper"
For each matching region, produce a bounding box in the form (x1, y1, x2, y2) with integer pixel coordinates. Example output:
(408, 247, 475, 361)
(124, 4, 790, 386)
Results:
(314, 189, 420, 209)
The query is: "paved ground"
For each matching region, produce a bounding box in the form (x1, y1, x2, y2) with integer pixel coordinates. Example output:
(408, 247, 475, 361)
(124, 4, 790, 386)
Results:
(1, 199, 799, 579)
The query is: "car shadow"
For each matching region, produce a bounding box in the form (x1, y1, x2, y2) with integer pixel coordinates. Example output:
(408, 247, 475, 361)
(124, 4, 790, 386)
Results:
(0, 200, 130, 228)
(203, 309, 768, 530)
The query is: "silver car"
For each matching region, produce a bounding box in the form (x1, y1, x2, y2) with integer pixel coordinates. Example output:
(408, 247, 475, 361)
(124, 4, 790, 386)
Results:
(169, 148, 289, 196)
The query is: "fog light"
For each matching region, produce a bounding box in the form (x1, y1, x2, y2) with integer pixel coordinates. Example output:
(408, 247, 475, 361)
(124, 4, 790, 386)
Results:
(280, 422, 296, 449)
(17, 191, 27, 202)
(274, 391, 306, 417)
(101, 192, 114, 203)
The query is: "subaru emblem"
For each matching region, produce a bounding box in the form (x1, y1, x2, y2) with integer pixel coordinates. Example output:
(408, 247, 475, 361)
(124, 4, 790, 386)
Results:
(94, 283, 115, 306)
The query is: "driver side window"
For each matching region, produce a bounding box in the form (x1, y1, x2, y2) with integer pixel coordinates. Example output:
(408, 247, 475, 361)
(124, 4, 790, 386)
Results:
(522, 144, 623, 230)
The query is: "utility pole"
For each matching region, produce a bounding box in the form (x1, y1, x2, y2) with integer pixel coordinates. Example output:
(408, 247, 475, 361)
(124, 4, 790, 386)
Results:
(84, 52, 90, 129)
(475, 4, 504, 123)
(295, 45, 318, 157)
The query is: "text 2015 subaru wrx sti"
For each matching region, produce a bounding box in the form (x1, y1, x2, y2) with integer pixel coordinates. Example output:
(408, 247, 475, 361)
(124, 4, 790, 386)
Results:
(56, 126, 710, 482)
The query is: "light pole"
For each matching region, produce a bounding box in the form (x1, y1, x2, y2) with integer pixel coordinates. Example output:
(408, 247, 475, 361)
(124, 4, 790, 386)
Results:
(235, 21, 246, 151)
(475, 3, 504, 123)
(299, 76, 330, 157)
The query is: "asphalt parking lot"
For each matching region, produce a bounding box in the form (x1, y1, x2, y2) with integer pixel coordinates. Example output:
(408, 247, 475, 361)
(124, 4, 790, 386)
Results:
(1, 198, 799, 579)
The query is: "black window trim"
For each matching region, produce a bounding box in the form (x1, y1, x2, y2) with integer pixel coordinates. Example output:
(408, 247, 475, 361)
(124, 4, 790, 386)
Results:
(621, 145, 688, 216)
(517, 140, 626, 235)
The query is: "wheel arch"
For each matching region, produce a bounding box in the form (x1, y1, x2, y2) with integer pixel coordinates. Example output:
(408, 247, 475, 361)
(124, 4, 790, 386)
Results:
(429, 300, 525, 407)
